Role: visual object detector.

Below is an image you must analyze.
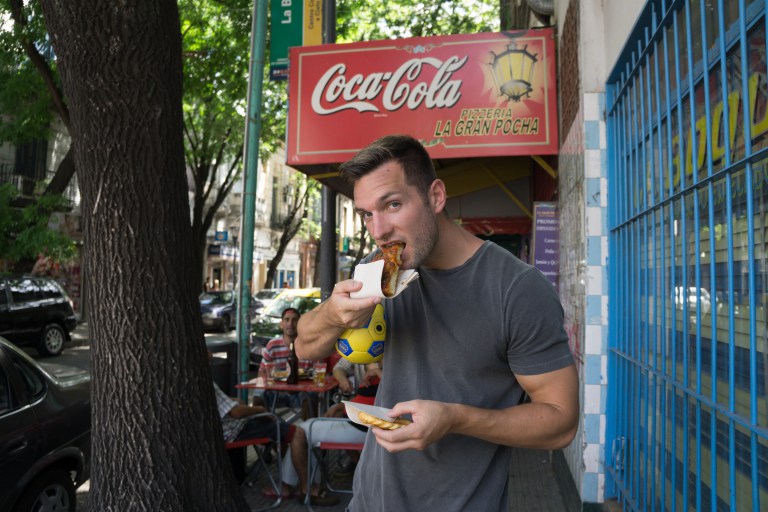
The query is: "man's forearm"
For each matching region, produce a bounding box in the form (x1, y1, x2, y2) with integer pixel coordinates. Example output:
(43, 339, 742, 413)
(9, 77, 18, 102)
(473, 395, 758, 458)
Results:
(295, 301, 342, 359)
(448, 401, 578, 450)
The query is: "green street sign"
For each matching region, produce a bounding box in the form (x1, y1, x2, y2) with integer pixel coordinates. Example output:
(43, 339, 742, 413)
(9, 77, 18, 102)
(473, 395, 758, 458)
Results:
(270, 0, 322, 80)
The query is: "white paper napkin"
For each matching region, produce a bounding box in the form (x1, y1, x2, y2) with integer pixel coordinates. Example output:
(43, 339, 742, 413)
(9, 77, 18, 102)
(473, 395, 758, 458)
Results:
(349, 260, 419, 299)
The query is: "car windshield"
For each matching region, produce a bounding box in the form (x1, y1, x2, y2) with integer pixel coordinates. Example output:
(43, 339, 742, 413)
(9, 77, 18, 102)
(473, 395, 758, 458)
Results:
(200, 291, 234, 305)
(263, 294, 321, 317)
(255, 289, 281, 300)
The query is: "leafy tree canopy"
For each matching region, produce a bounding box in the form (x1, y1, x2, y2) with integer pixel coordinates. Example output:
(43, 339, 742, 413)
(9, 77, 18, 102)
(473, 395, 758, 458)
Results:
(336, 0, 499, 41)
(179, 0, 288, 166)
(0, 0, 57, 144)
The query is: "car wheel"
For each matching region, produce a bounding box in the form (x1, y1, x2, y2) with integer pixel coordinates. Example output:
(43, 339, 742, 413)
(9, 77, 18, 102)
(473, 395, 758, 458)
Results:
(38, 324, 66, 357)
(13, 467, 76, 512)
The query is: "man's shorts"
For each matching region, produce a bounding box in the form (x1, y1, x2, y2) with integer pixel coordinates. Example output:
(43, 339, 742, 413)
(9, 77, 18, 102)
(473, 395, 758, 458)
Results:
(235, 417, 296, 444)
(264, 390, 317, 411)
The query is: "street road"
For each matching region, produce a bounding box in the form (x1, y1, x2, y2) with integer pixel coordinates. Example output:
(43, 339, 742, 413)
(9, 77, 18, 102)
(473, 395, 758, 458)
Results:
(26, 324, 239, 372)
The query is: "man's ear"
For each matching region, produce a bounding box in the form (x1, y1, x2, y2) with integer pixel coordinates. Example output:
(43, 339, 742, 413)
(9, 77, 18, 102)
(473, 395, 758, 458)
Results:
(429, 179, 447, 214)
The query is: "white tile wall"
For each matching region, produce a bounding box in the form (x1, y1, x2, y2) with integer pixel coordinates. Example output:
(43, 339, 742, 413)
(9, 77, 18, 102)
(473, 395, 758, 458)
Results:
(559, 91, 609, 505)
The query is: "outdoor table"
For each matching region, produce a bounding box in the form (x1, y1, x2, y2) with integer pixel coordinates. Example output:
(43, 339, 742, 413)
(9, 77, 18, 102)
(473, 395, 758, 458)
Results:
(236, 376, 339, 417)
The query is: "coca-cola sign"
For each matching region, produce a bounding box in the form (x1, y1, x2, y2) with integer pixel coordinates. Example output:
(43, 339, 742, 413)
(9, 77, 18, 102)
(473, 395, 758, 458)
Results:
(288, 30, 557, 164)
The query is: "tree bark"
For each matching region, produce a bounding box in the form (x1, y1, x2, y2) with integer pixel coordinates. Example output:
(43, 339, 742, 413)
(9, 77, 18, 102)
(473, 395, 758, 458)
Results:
(37, 2, 248, 510)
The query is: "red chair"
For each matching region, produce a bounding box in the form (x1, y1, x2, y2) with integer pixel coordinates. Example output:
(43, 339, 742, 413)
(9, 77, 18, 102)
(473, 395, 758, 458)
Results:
(224, 412, 283, 511)
(304, 418, 365, 510)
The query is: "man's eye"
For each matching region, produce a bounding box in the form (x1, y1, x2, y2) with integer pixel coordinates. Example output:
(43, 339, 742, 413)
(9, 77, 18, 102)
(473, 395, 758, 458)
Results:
(388, 201, 401, 210)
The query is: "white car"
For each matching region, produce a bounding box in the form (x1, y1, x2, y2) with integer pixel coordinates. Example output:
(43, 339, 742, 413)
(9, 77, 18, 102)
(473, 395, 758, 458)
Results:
(674, 286, 711, 315)
(253, 288, 282, 315)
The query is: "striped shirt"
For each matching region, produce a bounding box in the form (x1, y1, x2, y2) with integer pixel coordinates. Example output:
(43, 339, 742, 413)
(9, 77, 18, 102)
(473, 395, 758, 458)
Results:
(259, 337, 313, 373)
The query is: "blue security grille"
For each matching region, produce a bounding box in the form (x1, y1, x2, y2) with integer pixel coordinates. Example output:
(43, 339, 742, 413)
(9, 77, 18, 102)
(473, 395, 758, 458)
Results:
(606, 0, 768, 511)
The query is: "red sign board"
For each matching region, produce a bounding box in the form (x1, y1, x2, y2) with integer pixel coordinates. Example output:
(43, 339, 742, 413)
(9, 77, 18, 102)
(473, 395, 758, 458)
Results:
(287, 30, 558, 165)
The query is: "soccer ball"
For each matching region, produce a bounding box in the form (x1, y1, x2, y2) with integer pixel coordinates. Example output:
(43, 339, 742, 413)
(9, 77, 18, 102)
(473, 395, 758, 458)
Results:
(336, 304, 386, 364)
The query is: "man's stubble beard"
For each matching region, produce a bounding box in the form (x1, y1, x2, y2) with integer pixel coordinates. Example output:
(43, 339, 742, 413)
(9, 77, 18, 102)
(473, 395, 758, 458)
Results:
(405, 213, 439, 270)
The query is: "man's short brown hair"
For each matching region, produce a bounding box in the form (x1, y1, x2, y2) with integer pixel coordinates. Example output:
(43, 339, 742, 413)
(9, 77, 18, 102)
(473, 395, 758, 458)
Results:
(339, 134, 436, 201)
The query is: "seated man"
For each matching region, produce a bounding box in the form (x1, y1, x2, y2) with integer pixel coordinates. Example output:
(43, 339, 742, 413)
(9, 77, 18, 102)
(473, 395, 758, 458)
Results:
(329, 358, 381, 411)
(211, 354, 338, 506)
(316, 360, 383, 472)
(257, 307, 318, 419)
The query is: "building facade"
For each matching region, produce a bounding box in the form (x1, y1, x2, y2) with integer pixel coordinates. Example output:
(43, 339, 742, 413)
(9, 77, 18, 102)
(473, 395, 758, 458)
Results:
(204, 147, 361, 293)
(0, 117, 84, 318)
(556, 0, 768, 509)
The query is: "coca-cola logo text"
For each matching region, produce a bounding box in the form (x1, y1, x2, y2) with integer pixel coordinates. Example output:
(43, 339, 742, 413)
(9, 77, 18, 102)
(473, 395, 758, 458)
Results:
(310, 56, 468, 115)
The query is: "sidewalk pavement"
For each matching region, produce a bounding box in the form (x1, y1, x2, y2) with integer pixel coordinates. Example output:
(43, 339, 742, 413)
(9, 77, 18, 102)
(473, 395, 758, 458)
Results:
(70, 322, 581, 511)
(239, 447, 579, 512)
(69, 320, 90, 347)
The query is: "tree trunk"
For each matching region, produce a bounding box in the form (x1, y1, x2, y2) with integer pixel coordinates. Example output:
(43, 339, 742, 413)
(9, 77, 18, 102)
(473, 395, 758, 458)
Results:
(353, 223, 369, 267)
(312, 240, 322, 286)
(37, 2, 248, 510)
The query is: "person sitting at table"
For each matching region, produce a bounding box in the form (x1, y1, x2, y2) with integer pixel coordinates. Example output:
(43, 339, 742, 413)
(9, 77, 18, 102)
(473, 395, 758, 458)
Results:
(211, 353, 339, 506)
(278, 360, 381, 500)
(329, 358, 381, 409)
(257, 307, 319, 419)
(320, 359, 383, 472)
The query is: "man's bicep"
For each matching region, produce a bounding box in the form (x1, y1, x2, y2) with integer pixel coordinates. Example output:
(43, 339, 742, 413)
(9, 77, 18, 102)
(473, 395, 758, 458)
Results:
(516, 365, 579, 414)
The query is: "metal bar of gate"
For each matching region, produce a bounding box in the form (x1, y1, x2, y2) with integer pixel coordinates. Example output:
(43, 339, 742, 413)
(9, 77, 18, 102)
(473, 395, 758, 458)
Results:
(736, 2, 760, 509)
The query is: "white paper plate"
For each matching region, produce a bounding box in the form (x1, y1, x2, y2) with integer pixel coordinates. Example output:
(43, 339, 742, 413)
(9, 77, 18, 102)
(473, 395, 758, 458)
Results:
(342, 400, 400, 427)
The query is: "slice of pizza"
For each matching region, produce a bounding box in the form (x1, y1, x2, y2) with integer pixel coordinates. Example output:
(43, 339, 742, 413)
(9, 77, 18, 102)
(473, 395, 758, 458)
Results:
(371, 242, 405, 297)
(358, 411, 412, 430)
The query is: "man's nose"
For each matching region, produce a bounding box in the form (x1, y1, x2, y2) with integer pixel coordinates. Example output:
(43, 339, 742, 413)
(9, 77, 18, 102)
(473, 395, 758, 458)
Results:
(367, 214, 392, 242)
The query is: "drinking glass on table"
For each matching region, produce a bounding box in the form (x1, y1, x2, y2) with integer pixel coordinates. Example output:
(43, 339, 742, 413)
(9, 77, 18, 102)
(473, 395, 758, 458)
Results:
(312, 361, 327, 386)
(264, 362, 276, 385)
(273, 360, 289, 381)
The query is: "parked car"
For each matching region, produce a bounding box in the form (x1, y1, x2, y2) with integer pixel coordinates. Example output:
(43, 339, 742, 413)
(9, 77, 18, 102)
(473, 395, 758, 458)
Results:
(0, 336, 91, 512)
(250, 287, 322, 349)
(674, 286, 711, 315)
(199, 290, 262, 332)
(253, 288, 281, 315)
(0, 276, 78, 357)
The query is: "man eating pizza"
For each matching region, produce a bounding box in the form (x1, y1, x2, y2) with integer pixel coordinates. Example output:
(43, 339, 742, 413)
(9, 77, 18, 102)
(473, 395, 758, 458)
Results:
(296, 134, 578, 512)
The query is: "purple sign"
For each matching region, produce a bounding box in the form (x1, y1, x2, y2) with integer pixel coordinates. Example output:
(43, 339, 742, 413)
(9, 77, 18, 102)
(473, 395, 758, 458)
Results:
(531, 202, 559, 287)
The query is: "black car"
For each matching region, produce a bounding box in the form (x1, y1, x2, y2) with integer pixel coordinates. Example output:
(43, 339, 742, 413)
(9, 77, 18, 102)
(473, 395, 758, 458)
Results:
(0, 276, 78, 357)
(199, 290, 262, 332)
(0, 336, 91, 512)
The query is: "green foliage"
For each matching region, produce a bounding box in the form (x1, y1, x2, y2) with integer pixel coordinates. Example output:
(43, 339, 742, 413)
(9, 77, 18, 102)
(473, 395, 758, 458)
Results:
(0, 0, 57, 144)
(0, 184, 75, 264)
(180, 0, 250, 171)
(336, 0, 499, 42)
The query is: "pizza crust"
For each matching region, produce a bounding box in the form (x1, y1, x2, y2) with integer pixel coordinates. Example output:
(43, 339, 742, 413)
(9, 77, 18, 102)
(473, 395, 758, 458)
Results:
(358, 411, 412, 430)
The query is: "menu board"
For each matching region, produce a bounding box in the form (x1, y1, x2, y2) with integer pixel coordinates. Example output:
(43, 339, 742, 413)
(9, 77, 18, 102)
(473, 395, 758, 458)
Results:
(531, 202, 559, 287)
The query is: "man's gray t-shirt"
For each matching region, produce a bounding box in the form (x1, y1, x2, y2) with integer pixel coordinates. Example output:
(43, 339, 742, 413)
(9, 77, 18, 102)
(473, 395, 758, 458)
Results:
(348, 241, 573, 512)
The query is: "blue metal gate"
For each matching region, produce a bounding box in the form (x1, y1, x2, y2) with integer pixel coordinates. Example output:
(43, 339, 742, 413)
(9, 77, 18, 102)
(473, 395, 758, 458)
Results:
(606, 0, 768, 510)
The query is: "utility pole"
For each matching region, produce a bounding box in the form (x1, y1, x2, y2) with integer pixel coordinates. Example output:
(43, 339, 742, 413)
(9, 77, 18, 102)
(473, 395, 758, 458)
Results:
(319, 0, 337, 300)
(236, 0, 269, 399)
